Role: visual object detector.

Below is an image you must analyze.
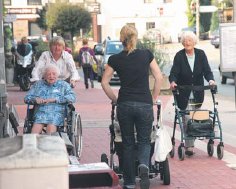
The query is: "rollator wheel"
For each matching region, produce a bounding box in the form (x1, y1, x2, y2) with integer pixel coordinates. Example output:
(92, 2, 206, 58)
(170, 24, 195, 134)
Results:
(72, 113, 83, 159)
(217, 143, 224, 160)
(207, 140, 214, 157)
(101, 153, 108, 165)
(160, 159, 170, 185)
(169, 145, 175, 158)
(178, 145, 185, 161)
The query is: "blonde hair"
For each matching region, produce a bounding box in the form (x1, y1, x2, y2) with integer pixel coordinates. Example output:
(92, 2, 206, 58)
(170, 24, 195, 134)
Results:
(120, 25, 138, 54)
(49, 36, 65, 48)
(21, 37, 28, 43)
(181, 31, 198, 45)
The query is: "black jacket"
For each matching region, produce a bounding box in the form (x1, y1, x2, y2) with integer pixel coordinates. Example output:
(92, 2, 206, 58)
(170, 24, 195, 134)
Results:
(169, 48, 214, 110)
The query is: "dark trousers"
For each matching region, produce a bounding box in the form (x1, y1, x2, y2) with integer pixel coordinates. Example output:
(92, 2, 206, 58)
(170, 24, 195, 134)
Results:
(117, 101, 153, 186)
(82, 64, 94, 88)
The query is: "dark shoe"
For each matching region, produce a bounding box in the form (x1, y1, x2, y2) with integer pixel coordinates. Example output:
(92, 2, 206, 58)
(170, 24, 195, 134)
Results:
(138, 164, 150, 189)
(185, 148, 194, 156)
(91, 81, 94, 88)
(123, 185, 135, 189)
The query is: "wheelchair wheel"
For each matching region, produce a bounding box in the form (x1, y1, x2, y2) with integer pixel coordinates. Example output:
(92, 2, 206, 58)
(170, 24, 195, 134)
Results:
(72, 113, 83, 159)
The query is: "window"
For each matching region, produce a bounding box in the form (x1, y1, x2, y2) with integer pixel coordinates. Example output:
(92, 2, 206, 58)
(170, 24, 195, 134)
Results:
(27, 0, 42, 5)
(164, 0, 172, 3)
(4, 0, 11, 5)
(144, 0, 153, 3)
(146, 22, 155, 30)
(127, 23, 135, 28)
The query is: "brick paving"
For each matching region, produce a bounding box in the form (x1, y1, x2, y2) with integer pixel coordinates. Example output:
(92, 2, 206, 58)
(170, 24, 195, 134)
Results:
(6, 82, 236, 189)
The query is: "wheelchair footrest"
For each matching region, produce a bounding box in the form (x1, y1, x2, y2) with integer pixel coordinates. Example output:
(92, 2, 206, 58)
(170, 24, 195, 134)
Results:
(53, 132, 74, 149)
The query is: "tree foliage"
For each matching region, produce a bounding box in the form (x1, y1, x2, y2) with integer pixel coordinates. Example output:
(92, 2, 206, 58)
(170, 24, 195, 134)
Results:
(54, 5, 91, 50)
(36, 7, 47, 30)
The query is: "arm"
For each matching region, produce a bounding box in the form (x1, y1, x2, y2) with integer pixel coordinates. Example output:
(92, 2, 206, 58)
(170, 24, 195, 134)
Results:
(150, 59, 163, 102)
(24, 82, 40, 104)
(101, 65, 117, 103)
(169, 54, 181, 90)
(66, 53, 80, 87)
(201, 51, 215, 85)
(31, 52, 47, 81)
(55, 82, 76, 104)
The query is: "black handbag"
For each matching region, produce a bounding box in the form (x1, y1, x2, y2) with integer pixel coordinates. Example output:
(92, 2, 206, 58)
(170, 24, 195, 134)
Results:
(186, 115, 214, 137)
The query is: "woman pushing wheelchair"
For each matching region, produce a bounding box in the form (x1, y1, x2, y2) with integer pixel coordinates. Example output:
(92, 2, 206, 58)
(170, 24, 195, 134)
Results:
(24, 64, 76, 134)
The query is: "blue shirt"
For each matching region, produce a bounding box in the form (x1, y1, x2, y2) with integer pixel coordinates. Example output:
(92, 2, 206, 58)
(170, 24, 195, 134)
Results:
(24, 80, 76, 126)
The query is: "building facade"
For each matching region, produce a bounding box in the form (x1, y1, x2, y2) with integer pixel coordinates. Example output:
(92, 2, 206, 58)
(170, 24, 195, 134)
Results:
(96, 0, 188, 42)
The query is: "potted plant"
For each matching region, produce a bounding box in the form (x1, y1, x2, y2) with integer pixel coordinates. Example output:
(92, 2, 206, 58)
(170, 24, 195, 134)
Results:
(4, 26, 15, 84)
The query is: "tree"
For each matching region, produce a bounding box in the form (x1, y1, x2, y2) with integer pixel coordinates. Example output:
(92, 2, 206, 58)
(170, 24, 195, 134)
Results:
(54, 5, 91, 50)
(36, 7, 47, 30)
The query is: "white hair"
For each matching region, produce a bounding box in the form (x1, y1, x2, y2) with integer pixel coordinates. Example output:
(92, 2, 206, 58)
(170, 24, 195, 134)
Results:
(42, 64, 60, 78)
(181, 31, 198, 45)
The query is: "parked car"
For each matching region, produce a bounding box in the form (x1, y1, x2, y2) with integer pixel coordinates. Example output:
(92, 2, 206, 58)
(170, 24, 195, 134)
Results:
(94, 40, 123, 83)
(143, 28, 172, 44)
(210, 29, 220, 48)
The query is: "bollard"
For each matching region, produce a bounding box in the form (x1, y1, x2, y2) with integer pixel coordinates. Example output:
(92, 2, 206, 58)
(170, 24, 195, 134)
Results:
(0, 134, 69, 189)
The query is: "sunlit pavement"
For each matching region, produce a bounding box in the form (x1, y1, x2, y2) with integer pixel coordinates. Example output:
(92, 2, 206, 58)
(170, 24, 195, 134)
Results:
(6, 76, 236, 188)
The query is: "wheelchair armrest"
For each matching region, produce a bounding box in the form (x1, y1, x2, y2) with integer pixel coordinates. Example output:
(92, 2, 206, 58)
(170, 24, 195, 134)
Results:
(68, 103, 75, 111)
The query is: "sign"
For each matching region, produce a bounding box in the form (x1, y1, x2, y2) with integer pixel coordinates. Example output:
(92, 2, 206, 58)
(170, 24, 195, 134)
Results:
(199, 5, 218, 13)
(220, 23, 236, 72)
(7, 8, 37, 14)
(4, 14, 17, 23)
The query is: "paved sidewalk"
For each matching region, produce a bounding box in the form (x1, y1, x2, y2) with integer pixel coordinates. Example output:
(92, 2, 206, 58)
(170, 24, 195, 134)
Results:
(6, 82, 236, 189)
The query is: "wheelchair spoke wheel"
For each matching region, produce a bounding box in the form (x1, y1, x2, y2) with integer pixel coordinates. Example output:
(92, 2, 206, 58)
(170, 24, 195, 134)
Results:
(72, 113, 83, 159)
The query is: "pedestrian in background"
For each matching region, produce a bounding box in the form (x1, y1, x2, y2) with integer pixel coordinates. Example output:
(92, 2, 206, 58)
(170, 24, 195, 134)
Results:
(102, 24, 163, 189)
(31, 36, 79, 88)
(25, 64, 76, 134)
(77, 38, 97, 89)
(169, 31, 215, 156)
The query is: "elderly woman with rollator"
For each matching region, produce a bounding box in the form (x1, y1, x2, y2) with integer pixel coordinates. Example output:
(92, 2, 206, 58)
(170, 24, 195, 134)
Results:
(169, 31, 215, 156)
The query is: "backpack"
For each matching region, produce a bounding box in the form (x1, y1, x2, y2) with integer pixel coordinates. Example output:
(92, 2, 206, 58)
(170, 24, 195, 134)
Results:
(81, 50, 94, 66)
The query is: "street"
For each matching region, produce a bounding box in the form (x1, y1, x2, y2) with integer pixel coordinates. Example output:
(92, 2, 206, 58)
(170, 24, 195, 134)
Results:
(5, 40, 236, 188)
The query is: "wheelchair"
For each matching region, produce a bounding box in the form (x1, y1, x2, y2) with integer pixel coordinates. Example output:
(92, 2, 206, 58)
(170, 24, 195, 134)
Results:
(23, 103, 83, 159)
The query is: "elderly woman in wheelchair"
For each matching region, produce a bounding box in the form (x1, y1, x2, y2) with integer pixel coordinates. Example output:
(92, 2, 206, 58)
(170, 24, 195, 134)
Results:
(24, 64, 76, 134)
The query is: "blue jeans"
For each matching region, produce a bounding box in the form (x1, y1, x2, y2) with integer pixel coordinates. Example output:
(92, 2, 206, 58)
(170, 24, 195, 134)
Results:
(117, 101, 153, 186)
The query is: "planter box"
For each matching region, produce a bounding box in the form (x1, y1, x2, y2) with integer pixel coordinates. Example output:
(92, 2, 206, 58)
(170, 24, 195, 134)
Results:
(149, 74, 171, 95)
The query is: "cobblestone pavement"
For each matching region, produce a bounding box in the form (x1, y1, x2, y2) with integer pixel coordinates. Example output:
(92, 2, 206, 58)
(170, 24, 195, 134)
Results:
(6, 80, 236, 189)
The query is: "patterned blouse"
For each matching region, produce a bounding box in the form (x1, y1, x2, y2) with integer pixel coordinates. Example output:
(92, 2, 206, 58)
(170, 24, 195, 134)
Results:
(24, 80, 76, 126)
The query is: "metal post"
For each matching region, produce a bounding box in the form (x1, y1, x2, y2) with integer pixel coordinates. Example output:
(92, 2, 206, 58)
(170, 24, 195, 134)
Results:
(0, 0, 8, 138)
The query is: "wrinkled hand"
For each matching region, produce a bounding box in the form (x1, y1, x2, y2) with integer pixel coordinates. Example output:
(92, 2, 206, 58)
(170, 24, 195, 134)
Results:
(70, 80, 77, 88)
(209, 80, 215, 86)
(170, 81, 177, 90)
(35, 98, 55, 104)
